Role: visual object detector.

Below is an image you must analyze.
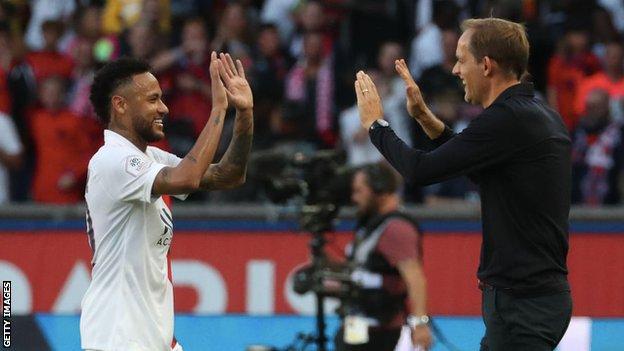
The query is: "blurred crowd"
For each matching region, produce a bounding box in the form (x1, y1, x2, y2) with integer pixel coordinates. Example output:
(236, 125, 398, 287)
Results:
(0, 0, 623, 206)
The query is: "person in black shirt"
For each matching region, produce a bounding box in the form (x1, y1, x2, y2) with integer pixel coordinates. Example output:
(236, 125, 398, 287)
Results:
(354, 18, 572, 350)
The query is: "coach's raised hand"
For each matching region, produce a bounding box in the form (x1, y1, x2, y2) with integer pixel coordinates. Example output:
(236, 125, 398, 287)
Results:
(355, 70, 384, 129)
(395, 59, 445, 139)
(218, 53, 253, 112)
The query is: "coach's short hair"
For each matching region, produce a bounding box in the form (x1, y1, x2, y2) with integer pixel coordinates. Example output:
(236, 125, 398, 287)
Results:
(90, 57, 151, 126)
(461, 18, 529, 80)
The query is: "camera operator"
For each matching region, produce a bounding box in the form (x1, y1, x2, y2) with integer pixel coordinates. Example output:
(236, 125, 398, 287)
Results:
(335, 163, 432, 351)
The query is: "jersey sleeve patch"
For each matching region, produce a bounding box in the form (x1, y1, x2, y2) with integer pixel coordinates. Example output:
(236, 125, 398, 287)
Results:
(124, 155, 153, 177)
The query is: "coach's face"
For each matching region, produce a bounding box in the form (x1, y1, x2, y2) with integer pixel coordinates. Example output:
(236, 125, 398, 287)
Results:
(127, 72, 169, 142)
(453, 30, 487, 105)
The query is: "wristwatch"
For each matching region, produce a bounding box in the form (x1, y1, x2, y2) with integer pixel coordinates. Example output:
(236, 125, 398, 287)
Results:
(407, 315, 430, 328)
(369, 119, 389, 131)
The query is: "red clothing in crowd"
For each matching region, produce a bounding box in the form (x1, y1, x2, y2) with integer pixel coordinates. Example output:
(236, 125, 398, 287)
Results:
(160, 57, 212, 137)
(30, 108, 91, 203)
(574, 72, 624, 116)
(547, 53, 602, 130)
(26, 51, 73, 82)
(0, 65, 11, 113)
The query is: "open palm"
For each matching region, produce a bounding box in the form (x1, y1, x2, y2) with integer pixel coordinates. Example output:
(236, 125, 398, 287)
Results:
(218, 53, 253, 111)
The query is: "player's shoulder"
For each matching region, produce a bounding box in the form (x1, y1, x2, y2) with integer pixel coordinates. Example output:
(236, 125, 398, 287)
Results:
(146, 145, 170, 161)
(89, 144, 153, 177)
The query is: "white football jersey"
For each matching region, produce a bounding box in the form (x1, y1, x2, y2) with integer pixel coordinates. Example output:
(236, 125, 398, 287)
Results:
(81, 130, 187, 351)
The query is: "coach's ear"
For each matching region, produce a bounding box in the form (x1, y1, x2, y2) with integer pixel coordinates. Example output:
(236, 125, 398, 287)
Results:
(111, 94, 128, 116)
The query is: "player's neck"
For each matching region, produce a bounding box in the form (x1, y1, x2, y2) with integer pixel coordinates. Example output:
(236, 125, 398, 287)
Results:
(108, 125, 148, 152)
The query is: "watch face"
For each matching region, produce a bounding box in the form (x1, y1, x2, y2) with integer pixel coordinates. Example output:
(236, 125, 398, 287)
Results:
(376, 119, 389, 127)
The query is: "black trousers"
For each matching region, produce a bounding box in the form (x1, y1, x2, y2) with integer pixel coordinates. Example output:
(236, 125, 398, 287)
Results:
(334, 327, 401, 351)
(480, 286, 572, 351)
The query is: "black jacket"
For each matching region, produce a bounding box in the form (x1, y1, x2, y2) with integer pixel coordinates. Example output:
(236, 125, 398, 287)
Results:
(370, 83, 571, 296)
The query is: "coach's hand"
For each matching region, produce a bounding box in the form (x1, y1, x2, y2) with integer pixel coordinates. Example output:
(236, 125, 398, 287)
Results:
(218, 53, 253, 113)
(355, 71, 384, 129)
(210, 51, 227, 111)
(395, 59, 428, 120)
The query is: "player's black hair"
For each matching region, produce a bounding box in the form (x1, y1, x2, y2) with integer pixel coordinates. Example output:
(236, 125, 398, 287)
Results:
(90, 57, 151, 126)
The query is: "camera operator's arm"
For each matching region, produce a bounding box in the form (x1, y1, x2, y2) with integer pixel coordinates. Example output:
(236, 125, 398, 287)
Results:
(378, 220, 432, 350)
(397, 258, 432, 349)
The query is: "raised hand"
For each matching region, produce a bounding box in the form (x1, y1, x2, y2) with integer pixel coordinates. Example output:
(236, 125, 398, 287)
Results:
(209, 51, 227, 111)
(395, 59, 427, 119)
(218, 53, 253, 112)
(355, 70, 384, 129)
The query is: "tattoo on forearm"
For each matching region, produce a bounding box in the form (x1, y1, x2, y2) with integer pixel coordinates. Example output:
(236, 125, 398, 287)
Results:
(212, 116, 221, 126)
(201, 113, 253, 190)
(187, 155, 198, 163)
(160, 167, 171, 183)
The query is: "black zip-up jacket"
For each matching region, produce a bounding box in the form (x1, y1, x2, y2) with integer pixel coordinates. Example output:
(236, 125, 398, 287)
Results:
(370, 83, 571, 296)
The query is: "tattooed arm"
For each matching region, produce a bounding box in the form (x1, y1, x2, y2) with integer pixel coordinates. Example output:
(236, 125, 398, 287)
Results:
(201, 109, 253, 190)
(152, 52, 227, 196)
(200, 53, 254, 190)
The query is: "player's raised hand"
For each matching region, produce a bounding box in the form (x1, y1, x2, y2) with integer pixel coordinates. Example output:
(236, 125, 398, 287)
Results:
(209, 51, 227, 111)
(355, 70, 384, 129)
(395, 59, 427, 120)
(218, 53, 253, 112)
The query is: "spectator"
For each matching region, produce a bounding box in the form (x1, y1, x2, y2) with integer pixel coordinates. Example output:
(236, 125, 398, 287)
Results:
(24, 0, 75, 50)
(421, 91, 479, 205)
(288, 0, 333, 59)
(212, 2, 253, 63)
(250, 23, 293, 149)
(260, 0, 298, 43)
(283, 31, 336, 148)
(25, 19, 74, 83)
(29, 76, 90, 204)
(374, 42, 412, 146)
(409, 0, 459, 79)
(0, 22, 13, 114)
(418, 29, 463, 101)
(575, 41, 624, 120)
(122, 20, 164, 62)
(571, 88, 624, 205)
(102, 0, 170, 35)
(155, 17, 213, 155)
(61, 5, 103, 56)
(0, 111, 23, 204)
(547, 25, 602, 130)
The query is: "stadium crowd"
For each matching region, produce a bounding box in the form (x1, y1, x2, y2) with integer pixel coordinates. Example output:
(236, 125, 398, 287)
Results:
(0, 0, 623, 206)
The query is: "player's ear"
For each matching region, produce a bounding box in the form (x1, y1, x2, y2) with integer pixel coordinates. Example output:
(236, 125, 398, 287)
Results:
(111, 95, 127, 115)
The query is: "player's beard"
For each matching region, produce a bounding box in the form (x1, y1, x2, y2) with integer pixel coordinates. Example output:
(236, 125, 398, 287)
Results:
(133, 114, 164, 143)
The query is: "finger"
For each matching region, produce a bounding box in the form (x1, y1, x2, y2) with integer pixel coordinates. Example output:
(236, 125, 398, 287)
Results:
(354, 79, 364, 103)
(357, 71, 371, 94)
(219, 52, 234, 78)
(224, 87, 235, 102)
(209, 53, 219, 79)
(363, 73, 380, 98)
(236, 59, 246, 80)
(217, 60, 232, 84)
(395, 59, 416, 84)
(225, 53, 238, 76)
